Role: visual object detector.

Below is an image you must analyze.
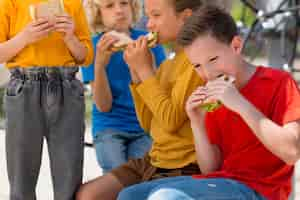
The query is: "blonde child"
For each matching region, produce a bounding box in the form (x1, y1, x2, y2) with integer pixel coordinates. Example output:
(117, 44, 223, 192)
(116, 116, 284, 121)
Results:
(81, 0, 165, 173)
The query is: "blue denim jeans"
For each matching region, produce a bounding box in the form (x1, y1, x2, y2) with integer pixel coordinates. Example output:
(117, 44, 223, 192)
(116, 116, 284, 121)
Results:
(94, 129, 152, 173)
(117, 176, 266, 200)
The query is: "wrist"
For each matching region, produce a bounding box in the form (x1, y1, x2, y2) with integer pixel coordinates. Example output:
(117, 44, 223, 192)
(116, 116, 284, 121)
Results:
(16, 31, 30, 47)
(63, 34, 76, 44)
(137, 66, 155, 81)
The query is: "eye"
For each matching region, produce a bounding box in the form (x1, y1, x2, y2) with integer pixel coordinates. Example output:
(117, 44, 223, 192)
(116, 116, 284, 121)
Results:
(120, 1, 129, 6)
(209, 56, 218, 63)
(105, 3, 114, 8)
(193, 64, 201, 68)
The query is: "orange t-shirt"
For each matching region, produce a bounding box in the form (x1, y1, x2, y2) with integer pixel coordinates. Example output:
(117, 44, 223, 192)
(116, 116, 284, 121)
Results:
(194, 66, 300, 200)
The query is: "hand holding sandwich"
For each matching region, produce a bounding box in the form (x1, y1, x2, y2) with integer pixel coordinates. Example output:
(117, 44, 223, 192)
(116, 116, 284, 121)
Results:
(124, 36, 155, 81)
(95, 33, 119, 69)
(19, 18, 55, 45)
(186, 75, 245, 120)
(54, 14, 75, 41)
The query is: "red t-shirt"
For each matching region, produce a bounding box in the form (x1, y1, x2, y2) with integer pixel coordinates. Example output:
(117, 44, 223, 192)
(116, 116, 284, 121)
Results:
(193, 66, 300, 200)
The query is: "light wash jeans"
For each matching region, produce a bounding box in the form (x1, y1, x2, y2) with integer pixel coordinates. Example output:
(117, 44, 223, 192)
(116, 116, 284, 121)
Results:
(117, 176, 266, 200)
(94, 129, 152, 173)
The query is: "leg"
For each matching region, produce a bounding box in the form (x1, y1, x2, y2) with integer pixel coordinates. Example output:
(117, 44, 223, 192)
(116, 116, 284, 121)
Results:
(46, 78, 85, 200)
(5, 77, 46, 200)
(127, 132, 152, 159)
(117, 176, 189, 200)
(76, 173, 124, 200)
(94, 129, 128, 173)
(147, 178, 266, 200)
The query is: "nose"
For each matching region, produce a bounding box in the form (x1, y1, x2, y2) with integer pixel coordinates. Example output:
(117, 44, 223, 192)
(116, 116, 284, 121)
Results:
(115, 3, 124, 14)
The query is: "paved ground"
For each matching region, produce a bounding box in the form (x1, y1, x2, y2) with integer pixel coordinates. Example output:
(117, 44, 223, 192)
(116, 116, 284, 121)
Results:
(0, 128, 101, 200)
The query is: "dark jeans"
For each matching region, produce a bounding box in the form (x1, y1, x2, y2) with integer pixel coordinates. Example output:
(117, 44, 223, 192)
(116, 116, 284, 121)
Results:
(4, 67, 85, 200)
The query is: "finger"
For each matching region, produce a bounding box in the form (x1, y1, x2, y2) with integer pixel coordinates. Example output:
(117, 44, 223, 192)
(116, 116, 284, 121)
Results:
(135, 37, 143, 48)
(102, 38, 118, 50)
(32, 19, 50, 27)
(54, 23, 72, 29)
(34, 23, 55, 32)
(141, 37, 148, 49)
(206, 80, 231, 89)
(55, 15, 72, 22)
(35, 27, 55, 37)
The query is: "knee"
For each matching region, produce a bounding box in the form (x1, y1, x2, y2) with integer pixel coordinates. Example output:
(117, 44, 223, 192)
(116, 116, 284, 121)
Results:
(147, 188, 191, 200)
(76, 184, 96, 200)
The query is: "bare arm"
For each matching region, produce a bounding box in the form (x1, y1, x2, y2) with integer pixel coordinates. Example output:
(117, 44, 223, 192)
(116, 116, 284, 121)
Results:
(206, 77, 300, 165)
(63, 35, 87, 64)
(0, 19, 54, 63)
(91, 33, 118, 112)
(186, 87, 222, 174)
(55, 14, 87, 64)
(0, 33, 27, 63)
(92, 63, 113, 112)
(237, 99, 300, 165)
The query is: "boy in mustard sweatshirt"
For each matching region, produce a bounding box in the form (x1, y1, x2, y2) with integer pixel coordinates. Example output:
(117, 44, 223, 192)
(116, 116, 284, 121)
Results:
(0, 0, 93, 199)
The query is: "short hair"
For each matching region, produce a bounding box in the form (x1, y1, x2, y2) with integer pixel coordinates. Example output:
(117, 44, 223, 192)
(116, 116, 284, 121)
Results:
(177, 5, 238, 46)
(84, 0, 141, 34)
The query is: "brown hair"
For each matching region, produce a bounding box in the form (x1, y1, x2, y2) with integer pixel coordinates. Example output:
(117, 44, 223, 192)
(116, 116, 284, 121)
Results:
(169, 0, 203, 13)
(177, 5, 238, 46)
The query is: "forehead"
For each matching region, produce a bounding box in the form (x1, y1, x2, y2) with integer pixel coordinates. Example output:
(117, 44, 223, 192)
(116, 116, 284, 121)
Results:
(184, 35, 225, 61)
(145, 0, 172, 12)
(98, 0, 129, 5)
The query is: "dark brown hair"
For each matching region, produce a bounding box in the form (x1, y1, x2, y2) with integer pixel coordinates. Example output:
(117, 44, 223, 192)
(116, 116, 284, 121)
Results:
(177, 5, 238, 46)
(170, 0, 203, 13)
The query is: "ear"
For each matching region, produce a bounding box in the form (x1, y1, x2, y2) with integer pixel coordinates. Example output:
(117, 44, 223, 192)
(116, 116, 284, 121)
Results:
(180, 8, 193, 21)
(230, 36, 243, 54)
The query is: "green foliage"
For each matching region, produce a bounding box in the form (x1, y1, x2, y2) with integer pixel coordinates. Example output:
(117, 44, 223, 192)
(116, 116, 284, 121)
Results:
(231, 1, 256, 27)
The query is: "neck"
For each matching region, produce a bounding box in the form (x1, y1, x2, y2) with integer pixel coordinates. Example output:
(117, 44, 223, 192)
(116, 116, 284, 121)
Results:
(235, 60, 257, 89)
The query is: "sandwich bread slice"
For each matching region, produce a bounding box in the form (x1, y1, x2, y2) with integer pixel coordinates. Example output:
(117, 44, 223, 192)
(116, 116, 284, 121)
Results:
(29, 0, 64, 21)
(107, 31, 158, 52)
(200, 75, 235, 112)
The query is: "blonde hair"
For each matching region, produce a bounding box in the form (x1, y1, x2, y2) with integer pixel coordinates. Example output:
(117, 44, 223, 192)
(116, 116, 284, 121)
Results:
(84, 0, 142, 34)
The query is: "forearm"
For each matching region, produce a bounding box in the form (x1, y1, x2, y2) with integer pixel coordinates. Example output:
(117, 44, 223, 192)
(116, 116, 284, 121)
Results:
(136, 65, 156, 82)
(93, 66, 113, 112)
(129, 68, 141, 84)
(64, 35, 87, 64)
(190, 117, 222, 174)
(238, 98, 300, 164)
(0, 33, 27, 63)
(130, 84, 153, 131)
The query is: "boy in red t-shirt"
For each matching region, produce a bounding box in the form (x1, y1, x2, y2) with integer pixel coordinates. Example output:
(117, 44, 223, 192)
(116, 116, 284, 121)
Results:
(135, 5, 300, 200)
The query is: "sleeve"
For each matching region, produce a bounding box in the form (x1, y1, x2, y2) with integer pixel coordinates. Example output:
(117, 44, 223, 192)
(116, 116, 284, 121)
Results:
(130, 84, 153, 132)
(205, 113, 221, 145)
(80, 36, 98, 83)
(73, 2, 94, 66)
(151, 45, 166, 67)
(0, 0, 13, 43)
(271, 74, 300, 125)
(135, 62, 204, 133)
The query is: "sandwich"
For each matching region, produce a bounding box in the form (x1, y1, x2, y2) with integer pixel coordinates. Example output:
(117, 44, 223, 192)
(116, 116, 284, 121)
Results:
(108, 31, 158, 52)
(200, 75, 235, 112)
(29, 0, 64, 21)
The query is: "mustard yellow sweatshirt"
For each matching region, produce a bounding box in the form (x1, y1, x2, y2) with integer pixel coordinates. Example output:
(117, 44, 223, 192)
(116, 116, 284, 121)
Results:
(0, 0, 93, 68)
(130, 51, 204, 169)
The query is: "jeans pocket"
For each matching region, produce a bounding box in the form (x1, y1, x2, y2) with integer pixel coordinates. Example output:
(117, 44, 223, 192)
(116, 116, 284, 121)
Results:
(6, 78, 24, 97)
(71, 79, 84, 98)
